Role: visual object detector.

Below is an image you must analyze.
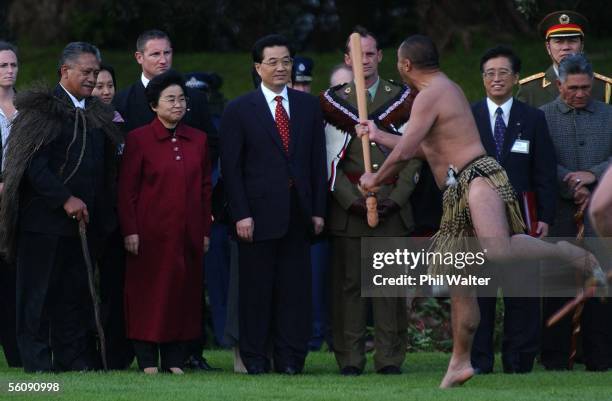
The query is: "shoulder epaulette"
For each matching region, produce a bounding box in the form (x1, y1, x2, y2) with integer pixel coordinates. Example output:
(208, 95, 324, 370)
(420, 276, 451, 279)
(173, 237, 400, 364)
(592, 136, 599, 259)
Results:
(519, 72, 545, 85)
(594, 72, 612, 85)
(330, 82, 348, 92)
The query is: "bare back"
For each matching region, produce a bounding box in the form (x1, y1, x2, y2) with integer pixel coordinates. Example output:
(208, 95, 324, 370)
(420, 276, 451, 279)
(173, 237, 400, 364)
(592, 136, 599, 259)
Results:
(412, 73, 485, 188)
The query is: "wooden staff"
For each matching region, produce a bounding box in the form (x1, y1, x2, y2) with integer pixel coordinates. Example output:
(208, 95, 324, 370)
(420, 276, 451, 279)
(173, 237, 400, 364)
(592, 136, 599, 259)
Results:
(349, 32, 378, 228)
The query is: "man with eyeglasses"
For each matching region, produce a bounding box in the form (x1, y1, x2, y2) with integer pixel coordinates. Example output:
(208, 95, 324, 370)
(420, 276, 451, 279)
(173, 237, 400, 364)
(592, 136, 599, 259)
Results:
(220, 34, 327, 375)
(540, 53, 612, 371)
(517, 10, 612, 107)
(113, 29, 219, 371)
(470, 45, 556, 375)
(321, 26, 421, 376)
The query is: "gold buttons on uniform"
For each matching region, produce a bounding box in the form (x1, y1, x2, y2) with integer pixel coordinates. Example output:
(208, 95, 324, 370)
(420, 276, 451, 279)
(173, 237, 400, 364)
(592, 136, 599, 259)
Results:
(371, 142, 375, 147)
(176, 155, 181, 161)
(174, 147, 179, 151)
(373, 163, 379, 170)
(171, 137, 177, 143)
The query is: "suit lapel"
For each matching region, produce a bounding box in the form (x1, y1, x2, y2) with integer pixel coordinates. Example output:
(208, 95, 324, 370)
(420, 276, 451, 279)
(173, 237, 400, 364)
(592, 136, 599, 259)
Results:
(476, 101, 497, 157)
(287, 89, 301, 158)
(251, 89, 286, 155)
(500, 100, 521, 162)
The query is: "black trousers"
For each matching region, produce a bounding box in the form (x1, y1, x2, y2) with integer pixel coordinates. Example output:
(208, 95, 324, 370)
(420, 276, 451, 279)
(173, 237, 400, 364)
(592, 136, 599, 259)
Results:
(98, 228, 134, 369)
(238, 191, 312, 373)
(542, 297, 612, 370)
(471, 260, 541, 373)
(16, 232, 98, 372)
(0, 262, 22, 367)
(133, 340, 187, 369)
(472, 297, 540, 373)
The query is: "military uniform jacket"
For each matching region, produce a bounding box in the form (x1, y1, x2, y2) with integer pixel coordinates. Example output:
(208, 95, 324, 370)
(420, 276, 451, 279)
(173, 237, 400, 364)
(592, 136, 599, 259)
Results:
(517, 65, 612, 107)
(320, 78, 421, 237)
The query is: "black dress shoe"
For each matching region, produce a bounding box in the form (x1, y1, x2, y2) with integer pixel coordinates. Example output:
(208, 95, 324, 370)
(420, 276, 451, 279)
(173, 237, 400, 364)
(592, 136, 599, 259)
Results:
(185, 355, 221, 371)
(278, 366, 300, 375)
(340, 366, 362, 376)
(377, 365, 401, 375)
(246, 365, 267, 375)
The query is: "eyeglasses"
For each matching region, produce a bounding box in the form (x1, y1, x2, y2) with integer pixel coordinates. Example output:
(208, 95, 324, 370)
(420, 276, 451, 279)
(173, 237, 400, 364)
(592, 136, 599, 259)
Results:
(159, 96, 188, 105)
(483, 69, 513, 80)
(259, 58, 293, 68)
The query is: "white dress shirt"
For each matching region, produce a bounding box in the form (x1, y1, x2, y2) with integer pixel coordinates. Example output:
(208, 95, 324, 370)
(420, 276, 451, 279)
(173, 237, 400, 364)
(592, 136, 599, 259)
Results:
(141, 73, 150, 88)
(486, 97, 513, 135)
(59, 84, 86, 109)
(260, 84, 290, 120)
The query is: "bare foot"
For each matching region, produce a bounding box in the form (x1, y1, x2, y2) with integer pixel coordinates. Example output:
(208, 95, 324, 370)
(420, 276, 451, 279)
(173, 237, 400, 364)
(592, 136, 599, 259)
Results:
(144, 367, 158, 375)
(168, 367, 184, 375)
(439, 365, 474, 388)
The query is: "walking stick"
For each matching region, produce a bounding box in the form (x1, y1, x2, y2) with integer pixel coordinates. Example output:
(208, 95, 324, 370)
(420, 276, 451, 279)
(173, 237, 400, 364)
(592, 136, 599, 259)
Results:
(546, 201, 612, 369)
(349, 32, 378, 228)
(567, 202, 587, 369)
(78, 219, 108, 371)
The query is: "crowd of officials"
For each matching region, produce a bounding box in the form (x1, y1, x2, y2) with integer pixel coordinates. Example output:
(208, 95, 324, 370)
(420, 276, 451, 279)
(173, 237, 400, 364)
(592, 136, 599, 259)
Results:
(0, 9, 611, 376)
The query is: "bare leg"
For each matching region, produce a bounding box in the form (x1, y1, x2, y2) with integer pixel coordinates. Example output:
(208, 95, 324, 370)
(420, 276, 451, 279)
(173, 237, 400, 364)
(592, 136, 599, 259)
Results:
(468, 178, 598, 272)
(440, 290, 477, 388)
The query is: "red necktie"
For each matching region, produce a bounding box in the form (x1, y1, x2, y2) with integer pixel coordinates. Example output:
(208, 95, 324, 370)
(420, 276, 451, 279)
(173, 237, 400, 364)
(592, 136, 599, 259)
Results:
(274, 95, 290, 153)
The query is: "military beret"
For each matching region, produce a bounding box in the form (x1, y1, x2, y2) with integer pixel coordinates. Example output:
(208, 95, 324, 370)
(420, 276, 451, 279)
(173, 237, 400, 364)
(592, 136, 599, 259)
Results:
(292, 56, 314, 83)
(538, 10, 589, 39)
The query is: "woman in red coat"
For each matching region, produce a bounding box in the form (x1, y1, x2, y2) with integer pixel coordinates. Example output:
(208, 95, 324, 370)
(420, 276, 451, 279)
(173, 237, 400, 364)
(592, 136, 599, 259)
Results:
(118, 70, 212, 374)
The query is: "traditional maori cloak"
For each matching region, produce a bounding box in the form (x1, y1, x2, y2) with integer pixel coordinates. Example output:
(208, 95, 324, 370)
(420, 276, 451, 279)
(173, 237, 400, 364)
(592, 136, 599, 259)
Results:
(0, 85, 123, 262)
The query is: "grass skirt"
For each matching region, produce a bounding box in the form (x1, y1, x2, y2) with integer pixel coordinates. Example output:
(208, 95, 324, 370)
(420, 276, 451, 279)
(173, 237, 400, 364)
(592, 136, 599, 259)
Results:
(429, 155, 525, 275)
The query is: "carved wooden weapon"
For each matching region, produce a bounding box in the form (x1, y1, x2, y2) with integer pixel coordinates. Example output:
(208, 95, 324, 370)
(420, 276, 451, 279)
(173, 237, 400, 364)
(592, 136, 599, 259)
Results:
(349, 32, 378, 228)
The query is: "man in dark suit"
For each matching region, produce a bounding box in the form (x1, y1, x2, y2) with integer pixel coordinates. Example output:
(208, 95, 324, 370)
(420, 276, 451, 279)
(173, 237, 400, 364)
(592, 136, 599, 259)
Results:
(470, 46, 557, 374)
(0, 42, 122, 372)
(112, 29, 218, 370)
(220, 34, 327, 375)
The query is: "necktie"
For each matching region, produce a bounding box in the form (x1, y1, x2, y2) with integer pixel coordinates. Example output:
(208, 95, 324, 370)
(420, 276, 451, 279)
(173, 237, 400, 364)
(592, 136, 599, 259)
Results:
(274, 96, 290, 153)
(493, 107, 506, 160)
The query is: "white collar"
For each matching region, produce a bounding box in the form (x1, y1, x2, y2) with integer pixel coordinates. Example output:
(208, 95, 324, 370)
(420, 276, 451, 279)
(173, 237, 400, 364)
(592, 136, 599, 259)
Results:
(486, 97, 513, 119)
(141, 73, 151, 88)
(260, 83, 288, 104)
(59, 83, 86, 109)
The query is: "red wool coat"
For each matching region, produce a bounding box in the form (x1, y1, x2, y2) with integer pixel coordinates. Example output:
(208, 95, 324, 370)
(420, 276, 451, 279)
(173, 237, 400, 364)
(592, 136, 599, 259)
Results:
(118, 117, 212, 342)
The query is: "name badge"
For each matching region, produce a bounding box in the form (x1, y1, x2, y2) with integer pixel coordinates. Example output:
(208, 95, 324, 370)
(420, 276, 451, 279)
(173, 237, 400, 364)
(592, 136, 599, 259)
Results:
(511, 139, 529, 154)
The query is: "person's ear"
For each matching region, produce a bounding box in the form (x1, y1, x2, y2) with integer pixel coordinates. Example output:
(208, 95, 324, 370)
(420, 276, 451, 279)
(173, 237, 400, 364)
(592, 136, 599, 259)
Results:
(344, 52, 352, 67)
(59, 64, 70, 81)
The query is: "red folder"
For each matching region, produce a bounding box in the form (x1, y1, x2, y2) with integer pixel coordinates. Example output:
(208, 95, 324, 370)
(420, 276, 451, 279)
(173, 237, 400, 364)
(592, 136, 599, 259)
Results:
(521, 191, 538, 237)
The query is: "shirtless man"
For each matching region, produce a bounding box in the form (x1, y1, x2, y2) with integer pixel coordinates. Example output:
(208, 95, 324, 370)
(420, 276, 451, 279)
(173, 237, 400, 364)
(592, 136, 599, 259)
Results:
(359, 35, 601, 388)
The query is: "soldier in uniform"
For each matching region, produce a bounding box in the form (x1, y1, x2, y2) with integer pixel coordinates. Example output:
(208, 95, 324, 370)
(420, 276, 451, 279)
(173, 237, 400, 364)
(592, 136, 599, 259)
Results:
(321, 26, 420, 376)
(517, 10, 612, 107)
(291, 56, 314, 93)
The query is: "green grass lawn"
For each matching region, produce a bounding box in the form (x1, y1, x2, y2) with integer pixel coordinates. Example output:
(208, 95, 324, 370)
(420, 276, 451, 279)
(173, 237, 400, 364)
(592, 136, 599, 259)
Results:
(14, 37, 612, 103)
(1, 350, 611, 400)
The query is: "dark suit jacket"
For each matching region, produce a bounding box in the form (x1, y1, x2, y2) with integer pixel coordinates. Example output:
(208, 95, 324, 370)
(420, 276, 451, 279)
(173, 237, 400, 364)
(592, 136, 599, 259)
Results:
(472, 98, 556, 224)
(220, 87, 327, 241)
(113, 79, 218, 163)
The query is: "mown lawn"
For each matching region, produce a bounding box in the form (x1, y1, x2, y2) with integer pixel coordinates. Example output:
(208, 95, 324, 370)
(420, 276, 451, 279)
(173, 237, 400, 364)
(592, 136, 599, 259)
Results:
(1, 350, 612, 401)
(14, 37, 612, 103)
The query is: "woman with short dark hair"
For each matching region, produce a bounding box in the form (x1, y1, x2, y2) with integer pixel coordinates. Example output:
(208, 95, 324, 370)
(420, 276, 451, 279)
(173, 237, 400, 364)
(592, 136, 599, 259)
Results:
(118, 69, 212, 374)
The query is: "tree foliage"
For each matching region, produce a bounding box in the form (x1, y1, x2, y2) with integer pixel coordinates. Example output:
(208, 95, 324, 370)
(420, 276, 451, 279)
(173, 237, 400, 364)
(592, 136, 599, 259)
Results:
(4, 0, 612, 51)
